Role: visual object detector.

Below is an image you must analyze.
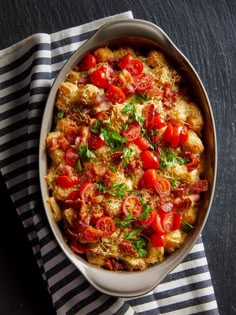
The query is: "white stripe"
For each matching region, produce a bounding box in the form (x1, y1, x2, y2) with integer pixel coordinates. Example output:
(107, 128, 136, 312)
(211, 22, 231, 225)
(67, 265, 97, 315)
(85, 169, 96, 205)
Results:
(47, 262, 76, 287)
(44, 251, 67, 271)
(76, 294, 111, 315)
(99, 298, 127, 315)
(163, 300, 218, 315)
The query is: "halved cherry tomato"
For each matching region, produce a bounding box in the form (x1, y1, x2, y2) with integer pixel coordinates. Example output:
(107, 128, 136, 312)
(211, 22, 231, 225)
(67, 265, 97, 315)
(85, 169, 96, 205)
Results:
(90, 65, 114, 89)
(66, 189, 81, 201)
(138, 210, 155, 226)
(179, 125, 188, 145)
(141, 169, 159, 188)
(55, 175, 80, 189)
(117, 53, 133, 69)
(95, 216, 116, 236)
(83, 226, 103, 242)
(158, 209, 181, 232)
(150, 233, 167, 247)
(106, 85, 126, 104)
(65, 147, 79, 167)
(152, 114, 167, 129)
(157, 198, 173, 213)
(70, 241, 87, 254)
(134, 136, 150, 150)
(141, 150, 159, 169)
(121, 121, 141, 143)
(152, 212, 165, 234)
(154, 177, 171, 197)
(122, 194, 142, 219)
(124, 59, 144, 76)
(163, 123, 173, 143)
(79, 54, 96, 71)
(80, 182, 96, 202)
(171, 124, 182, 148)
(134, 73, 154, 93)
(88, 132, 105, 150)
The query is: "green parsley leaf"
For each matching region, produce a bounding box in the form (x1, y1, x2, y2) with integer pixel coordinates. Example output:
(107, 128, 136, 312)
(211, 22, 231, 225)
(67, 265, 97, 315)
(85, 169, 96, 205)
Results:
(91, 120, 102, 133)
(170, 177, 179, 187)
(72, 144, 96, 162)
(181, 221, 194, 232)
(123, 148, 134, 167)
(160, 150, 188, 168)
(57, 111, 64, 120)
(100, 127, 126, 150)
(176, 156, 189, 165)
(124, 228, 142, 240)
(109, 165, 116, 173)
(138, 202, 152, 220)
(124, 229, 147, 257)
(107, 183, 128, 198)
(115, 213, 135, 228)
(95, 183, 106, 193)
(75, 159, 83, 172)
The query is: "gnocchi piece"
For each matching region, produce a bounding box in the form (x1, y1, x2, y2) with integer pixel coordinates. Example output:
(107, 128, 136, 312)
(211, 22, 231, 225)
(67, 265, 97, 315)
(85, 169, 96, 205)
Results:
(165, 229, 187, 254)
(47, 196, 62, 222)
(93, 47, 114, 62)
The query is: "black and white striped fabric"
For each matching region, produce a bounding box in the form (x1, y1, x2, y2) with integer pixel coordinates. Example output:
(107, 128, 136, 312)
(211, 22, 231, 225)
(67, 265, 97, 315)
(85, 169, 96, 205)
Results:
(0, 11, 219, 315)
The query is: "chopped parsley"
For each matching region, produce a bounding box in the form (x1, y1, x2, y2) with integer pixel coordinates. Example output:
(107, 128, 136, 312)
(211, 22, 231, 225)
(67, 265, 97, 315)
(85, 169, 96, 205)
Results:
(100, 127, 126, 151)
(121, 102, 144, 127)
(123, 147, 134, 167)
(108, 165, 116, 173)
(91, 119, 110, 133)
(138, 202, 152, 220)
(72, 144, 96, 162)
(57, 111, 64, 120)
(75, 159, 83, 172)
(124, 228, 147, 257)
(96, 182, 129, 198)
(115, 213, 135, 228)
(181, 221, 194, 232)
(160, 150, 189, 168)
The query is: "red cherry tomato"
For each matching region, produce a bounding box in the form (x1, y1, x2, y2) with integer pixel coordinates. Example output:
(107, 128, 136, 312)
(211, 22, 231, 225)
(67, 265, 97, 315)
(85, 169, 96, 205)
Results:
(79, 54, 96, 70)
(83, 225, 103, 242)
(95, 216, 116, 236)
(124, 59, 144, 76)
(152, 213, 165, 234)
(141, 150, 159, 169)
(80, 182, 96, 202)
(150, 233, 167, 247)
(154, 177, 171, 197)
(121, 121, 141, 143)
(134, 73, 154, 93)
(157, 198, 173, 213)
(66, 189, 80, 201)
(171, 124, 182, 148)
(122, 194, 142, 219)
(88, 132, 105, 150)
(65, 147, 79, 167)
(179, 125, 188, 144)
(141, 169, 159, 188)
(158, 209, 180, 232)
(55, 175, 80, 189)
(163, 123, 173, 143)
(152, 114, 167, 129)
(118, 53, 133, 68)
(134, 136, 150, 150)
(138, 210, 155, 226)
(106, 85, 126, 104)
(90, 65, 114, 89)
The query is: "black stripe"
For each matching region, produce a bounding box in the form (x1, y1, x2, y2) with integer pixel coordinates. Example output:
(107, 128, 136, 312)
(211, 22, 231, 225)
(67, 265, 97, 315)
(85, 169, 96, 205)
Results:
(66, 290, 103, 314)
(137, 309, 158, 315)
(8, 177, 39, 195)
(51, 30, 95, 50)
(54, 280, 90, 311)
(129, 279, 213, 307)
(159, 293, 216, 314)
(0, 102, 28, 121)
(14, 191, 41, 208)
(42, 245, 61, 263)
(0, 147, 38, 169)
(3, 163, 38, 181)
(115, 302, 131, 315)
(50, 269, 80, 295)
(162, 264, 209, 283)
(198, 309, 219, 315)
(29, 237, 39, 248)
(183, 249, 206, 262)
(46, 258, 71, 279)
(39, 232, 54, 248)
(51, 51, 74, 65)
(87, 296, 118, 315)
(0, 43, 50, 75)
(0, 132, 39, 152)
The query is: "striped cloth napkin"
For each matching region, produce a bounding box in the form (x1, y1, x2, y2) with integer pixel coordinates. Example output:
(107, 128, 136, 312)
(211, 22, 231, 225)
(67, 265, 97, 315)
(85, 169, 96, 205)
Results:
(0, 11, 219, 315)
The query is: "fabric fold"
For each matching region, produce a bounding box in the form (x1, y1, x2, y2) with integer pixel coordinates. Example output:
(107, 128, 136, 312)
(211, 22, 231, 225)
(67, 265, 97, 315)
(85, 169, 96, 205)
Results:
(0, 11, 219, 315)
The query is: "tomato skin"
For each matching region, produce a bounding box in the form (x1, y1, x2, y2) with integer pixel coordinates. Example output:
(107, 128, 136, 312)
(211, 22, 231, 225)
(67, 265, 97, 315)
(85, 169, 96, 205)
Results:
(88, 132, 105, 150)
(150, 233, 167, 247)
(121, 121, 141, 143)
(122, 194, 142, 219)
(80, 182, 96, 202)
(134, 136, 150, 150)
(158, 209, 181, 232)
(118, 53, 133, 68)
(179, 125, 188, 145)
(154, 177, 171, 197)
(185, 152, 200, 172)
(106, 85, 126, 104)
(172, 213, 181, 230)
(66, 189, 81, 201)
(91, 68, 109, 88)
(65, 147, 79, 167)
(163, 123, 187, 148)
(55, 175, 80, 189)
(134, 73, 154, 93)
(141, 169, 159, 188)
(95, 216, 116, 236)
(79, 54, 96, 70)
(124, 59, 144, 76)
(70, 242, 87, 254)
(138, 210, 155, 226)
(152, 213, 165, 234)
(141, 150, 159, 169)
(152, 114, 167, 129)
(83, 226, 103, 242)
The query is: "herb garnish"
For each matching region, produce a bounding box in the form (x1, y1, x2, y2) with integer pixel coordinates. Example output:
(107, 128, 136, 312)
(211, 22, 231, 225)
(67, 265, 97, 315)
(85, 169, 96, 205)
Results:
(123, 147, 134, 167)
(75, 159, 83, 172)
(72, 144, 96, 162)
(95, 182, 129, 198)
(124, 228, 147, 257)
(138, 202, 152, 220)
(181, 221, 194, 231)
(115, 213, 135, 228)
(57, 111, 64, 120)
(100, 127, 126, 151)
(160, 150, 189, 168)
(121, 102, 144, 127)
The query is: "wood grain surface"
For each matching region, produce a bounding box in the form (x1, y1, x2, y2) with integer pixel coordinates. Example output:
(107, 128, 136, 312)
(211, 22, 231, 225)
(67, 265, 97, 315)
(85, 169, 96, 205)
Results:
(0, 0, 235, 314)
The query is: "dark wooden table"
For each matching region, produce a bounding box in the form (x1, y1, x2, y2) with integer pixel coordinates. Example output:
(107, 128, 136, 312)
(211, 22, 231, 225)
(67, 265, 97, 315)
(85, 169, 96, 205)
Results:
(0, 1, 235, 314)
